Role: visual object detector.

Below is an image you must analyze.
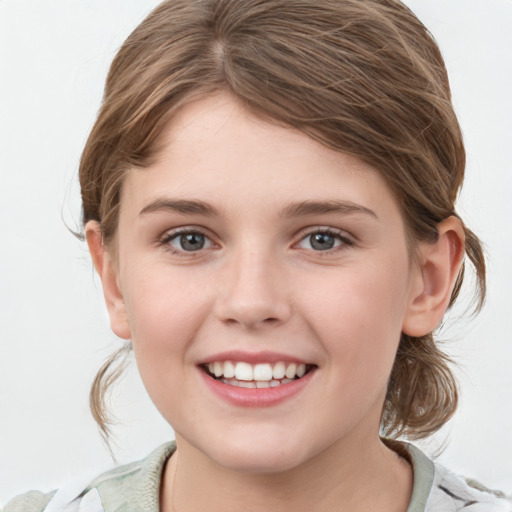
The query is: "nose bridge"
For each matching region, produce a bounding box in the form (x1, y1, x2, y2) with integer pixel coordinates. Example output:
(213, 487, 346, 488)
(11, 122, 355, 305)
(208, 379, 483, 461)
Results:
(215, 241, 291, 329)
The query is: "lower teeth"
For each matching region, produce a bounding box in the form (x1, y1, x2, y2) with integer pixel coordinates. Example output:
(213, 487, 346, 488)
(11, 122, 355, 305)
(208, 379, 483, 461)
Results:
(220, 378, 295, 388)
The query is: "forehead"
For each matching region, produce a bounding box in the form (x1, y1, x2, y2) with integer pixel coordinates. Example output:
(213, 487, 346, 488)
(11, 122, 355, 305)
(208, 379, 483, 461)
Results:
(120, 93, 402, 223)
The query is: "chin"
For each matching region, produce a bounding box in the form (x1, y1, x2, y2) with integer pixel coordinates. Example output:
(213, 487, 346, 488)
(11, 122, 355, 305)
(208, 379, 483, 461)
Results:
(214, 449, 306, 475)
(197, 428, 316, 475)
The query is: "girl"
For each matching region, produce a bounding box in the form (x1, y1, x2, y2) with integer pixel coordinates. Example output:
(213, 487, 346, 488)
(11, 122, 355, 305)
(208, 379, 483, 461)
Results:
(3, 1, 511, 511)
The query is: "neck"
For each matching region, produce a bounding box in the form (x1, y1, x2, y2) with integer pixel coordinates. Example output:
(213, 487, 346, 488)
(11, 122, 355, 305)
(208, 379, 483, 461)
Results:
(160, 431, 412, 512)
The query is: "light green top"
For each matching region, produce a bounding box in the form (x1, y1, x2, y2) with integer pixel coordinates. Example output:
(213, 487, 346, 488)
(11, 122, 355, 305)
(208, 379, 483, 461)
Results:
(3, 442, 510, 511)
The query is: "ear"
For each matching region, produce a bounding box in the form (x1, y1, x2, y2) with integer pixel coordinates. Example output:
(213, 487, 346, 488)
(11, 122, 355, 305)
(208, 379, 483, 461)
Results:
(402, 216, 465, 337)
(85, 221, 132, 340)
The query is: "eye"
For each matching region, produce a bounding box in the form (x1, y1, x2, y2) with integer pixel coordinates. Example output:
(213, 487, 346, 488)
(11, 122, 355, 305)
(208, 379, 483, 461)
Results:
(164, 230, 213, 252)
(297, 229, 351, 252)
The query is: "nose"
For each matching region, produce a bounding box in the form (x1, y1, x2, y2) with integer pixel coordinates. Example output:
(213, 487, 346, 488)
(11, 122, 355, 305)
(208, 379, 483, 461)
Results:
(214, 246, 292, 330)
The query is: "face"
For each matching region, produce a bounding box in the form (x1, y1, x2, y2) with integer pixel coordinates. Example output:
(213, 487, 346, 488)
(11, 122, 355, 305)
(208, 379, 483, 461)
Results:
(109, 93, 423, 473)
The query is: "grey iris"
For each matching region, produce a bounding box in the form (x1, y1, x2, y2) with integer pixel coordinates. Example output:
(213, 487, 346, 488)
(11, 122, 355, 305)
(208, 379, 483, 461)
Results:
(180, 233, 205, 251)
(310, 233, 335, 250)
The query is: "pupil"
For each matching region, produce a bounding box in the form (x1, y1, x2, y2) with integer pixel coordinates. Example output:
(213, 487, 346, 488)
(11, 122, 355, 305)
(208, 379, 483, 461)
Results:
(181, 233, 205, 251)
(310, 233, 334, 250)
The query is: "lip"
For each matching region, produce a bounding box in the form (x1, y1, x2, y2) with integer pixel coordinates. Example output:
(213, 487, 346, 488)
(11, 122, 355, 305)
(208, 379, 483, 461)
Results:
(197, 350, 311, 365)
(198, 365, 316, 408)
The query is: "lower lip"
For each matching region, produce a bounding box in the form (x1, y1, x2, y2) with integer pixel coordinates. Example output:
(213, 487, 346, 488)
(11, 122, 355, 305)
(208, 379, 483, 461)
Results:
(199, 368, 315, 408)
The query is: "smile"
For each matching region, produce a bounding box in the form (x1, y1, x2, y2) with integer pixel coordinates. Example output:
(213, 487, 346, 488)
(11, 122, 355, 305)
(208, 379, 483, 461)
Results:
(202, 361, 314, 388)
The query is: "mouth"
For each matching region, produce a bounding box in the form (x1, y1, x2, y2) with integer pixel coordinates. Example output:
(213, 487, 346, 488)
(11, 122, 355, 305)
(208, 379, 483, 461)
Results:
(201, 360, 316, 388)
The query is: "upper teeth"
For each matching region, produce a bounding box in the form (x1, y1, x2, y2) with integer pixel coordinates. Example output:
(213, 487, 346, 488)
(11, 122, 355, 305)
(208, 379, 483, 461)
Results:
(207, 361, 307, 381)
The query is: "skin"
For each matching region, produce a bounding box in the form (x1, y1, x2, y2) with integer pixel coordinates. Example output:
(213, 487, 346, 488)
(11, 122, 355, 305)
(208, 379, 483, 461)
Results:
(87, 92, 465, 512)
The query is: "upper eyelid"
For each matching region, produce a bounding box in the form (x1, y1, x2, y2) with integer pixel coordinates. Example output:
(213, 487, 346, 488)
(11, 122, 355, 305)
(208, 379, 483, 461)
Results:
(294, 226, 353, 242)
(160, 225, 214, 241)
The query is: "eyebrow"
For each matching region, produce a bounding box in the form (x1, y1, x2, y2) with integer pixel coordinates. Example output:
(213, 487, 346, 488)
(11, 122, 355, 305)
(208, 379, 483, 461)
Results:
(139, 198, 219, 217)
(279, 200, 378, 219)
(139, 197, 377, 220)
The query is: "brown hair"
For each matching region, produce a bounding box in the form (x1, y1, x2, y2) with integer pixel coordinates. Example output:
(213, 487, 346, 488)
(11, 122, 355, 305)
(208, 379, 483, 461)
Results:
(80, 0, 486, 442)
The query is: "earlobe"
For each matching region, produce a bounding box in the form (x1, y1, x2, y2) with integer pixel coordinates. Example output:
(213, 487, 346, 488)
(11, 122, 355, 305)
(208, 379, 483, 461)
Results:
(85, 221, 132, 340)
(402, 216, 465, 337)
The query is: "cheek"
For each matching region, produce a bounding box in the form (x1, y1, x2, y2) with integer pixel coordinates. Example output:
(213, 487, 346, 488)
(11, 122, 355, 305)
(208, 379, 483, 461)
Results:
(300, 256, 411, 371)
(121, 262, 215, 362)
(120, 265, 218, 419)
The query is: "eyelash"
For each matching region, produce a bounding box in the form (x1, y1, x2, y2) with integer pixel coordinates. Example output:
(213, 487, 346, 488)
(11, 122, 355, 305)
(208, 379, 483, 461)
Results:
(295, 227, 354, 254)
(159, 227, 215, 257)
(158, 226, 354, 257)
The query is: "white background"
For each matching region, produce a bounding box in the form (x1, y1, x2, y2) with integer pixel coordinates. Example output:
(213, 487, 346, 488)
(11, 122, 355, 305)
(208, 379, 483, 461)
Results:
(1, 0, 511, 504)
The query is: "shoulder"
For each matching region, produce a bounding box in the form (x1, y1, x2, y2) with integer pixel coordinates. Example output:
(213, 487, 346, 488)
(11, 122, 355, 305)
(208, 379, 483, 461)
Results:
(428, 462, 512, 512)
(2, 442, 176, 512)
(404, 443, 512, 512)
(2, 490, 56, 512)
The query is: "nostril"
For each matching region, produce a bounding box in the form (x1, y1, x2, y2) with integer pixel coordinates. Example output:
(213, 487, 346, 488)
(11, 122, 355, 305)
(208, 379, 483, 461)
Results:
(221, 314, 283, 329)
